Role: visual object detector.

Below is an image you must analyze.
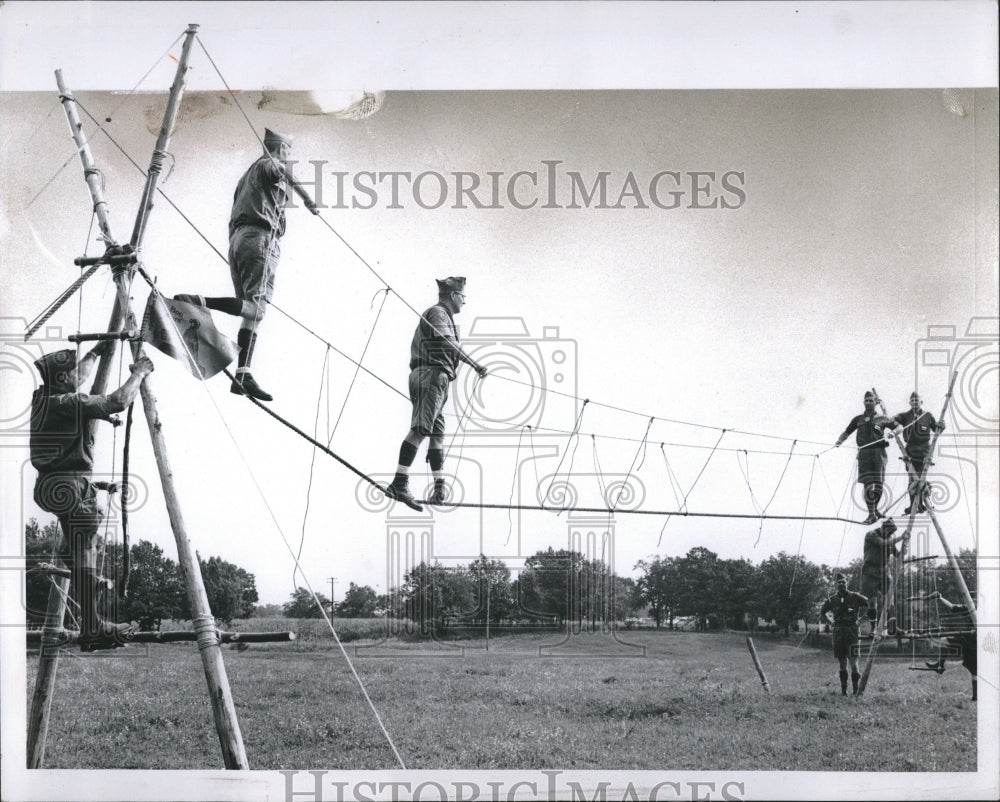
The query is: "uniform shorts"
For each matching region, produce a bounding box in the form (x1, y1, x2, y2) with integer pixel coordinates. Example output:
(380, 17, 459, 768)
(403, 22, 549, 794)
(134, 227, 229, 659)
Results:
(229, 226, 281, 318)
(408, 366, 450, 439)
(857, 447, 888, 485)
(860, 571, 888, 603)
(33, 472, 103, 546)
(832, 623, 860, 659)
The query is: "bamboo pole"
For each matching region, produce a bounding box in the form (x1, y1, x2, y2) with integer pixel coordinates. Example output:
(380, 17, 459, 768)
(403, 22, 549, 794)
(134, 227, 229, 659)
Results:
(121, 22, 249, 770)
(922, 372, 977, 623)
(130, 24, 199, 249)
(134, 381, 248, 768)
(27, 71, 133, 769)
(26, 576, 70, 768)
(30, 25, 252, 770)
(745, 637, 771, 692)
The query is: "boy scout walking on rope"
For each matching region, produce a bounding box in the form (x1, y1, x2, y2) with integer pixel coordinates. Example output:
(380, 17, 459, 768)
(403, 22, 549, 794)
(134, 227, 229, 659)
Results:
(175, 128, 319, 402)
(30, 345, 155, 650)
(385, 277, 487, 511)
(820, 573, 869, 696)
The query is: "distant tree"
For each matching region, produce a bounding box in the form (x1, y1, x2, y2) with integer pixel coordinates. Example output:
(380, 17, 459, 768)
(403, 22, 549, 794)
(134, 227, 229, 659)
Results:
(115, 540, 185, 624)
(718, 558, 758, 630)
(283, 587, 330, 618)
(376, 587, 404, 618)
(401, 561, 475, 633)
(517, 548, 585, 622)
(674, 547, 726, 630)
(183, 555, 259, 623)
(252, 603, 284, 617)
(635, 555, 681, 628)
(467, 555, 515, 622)
(756, 551, 827, 635)
(336, 582, 378, 618)
(24, 518, 63, 626)
(610, 575, 641, 622)
(934, 548, 977, 603)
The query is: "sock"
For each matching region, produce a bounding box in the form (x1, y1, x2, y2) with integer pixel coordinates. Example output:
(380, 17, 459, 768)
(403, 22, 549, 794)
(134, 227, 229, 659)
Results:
(235, 329, 253, 374)
(427, 448, 445, 482)
(839, 670, 848, 694)
(393, 441, 419, 485)
(851, 672, 860, 694)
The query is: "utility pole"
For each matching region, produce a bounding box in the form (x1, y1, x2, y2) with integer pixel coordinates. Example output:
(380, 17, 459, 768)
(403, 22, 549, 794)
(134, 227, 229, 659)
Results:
(329, 577, 337, 614)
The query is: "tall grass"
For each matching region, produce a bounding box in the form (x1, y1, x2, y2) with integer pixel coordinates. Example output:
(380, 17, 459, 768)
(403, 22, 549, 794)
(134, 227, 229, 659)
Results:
(26, 629, 976, 771)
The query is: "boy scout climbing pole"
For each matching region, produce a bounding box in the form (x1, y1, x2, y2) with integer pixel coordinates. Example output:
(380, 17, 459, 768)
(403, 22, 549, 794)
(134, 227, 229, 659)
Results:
(26, 24, 274, 770)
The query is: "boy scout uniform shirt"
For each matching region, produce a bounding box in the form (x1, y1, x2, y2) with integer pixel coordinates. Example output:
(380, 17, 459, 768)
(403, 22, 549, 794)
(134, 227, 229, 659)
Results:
(29, 390, 113, 474)
(821, 591, 868, 625)
(841, 412, 892, 449)
(409, 303, 461, 381)
(229, 156, 288, 239)
(892, 409, 939, 458)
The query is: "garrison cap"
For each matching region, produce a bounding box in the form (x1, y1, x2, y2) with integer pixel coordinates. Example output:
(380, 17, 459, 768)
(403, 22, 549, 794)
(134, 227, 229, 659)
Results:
(263, 128, 293, 148)
(864, 391, 876, 401)
(436, 276, 466, 295)
(882, 518, 897, 534)
(34, 349, 76, 386)
(835, 572, 848, 583)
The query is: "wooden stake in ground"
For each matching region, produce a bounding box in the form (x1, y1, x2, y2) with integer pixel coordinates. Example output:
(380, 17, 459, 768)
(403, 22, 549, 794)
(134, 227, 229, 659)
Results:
(746, 637, 771, 692)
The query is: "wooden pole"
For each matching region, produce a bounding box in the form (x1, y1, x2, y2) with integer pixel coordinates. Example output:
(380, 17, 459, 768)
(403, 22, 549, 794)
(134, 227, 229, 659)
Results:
(28, 630, 296, 647)
(27, 70, 132, 769)
(25, 576, 70, 768)
(134, 378, 249, 767)
(745, 637, 771, 692)
(130, 24, 199, 249)
(122, 22, 249, 770)
(922, 372, 976, 623)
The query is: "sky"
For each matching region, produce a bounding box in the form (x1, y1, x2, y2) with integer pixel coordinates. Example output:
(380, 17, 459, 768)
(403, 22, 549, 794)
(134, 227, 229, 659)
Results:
(0, 2, 998, 798)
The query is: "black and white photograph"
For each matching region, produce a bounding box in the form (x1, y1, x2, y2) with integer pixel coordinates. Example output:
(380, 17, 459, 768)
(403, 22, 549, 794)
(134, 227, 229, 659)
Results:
(1, 2, 997, 801)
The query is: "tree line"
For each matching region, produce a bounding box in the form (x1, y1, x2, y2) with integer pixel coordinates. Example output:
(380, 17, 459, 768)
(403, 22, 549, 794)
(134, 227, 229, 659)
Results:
(25, 518, 976, 635)
(24, 518, 258, 627)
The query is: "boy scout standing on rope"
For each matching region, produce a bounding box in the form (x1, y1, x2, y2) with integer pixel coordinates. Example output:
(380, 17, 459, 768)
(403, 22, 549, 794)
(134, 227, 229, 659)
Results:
(30, 345, 155, 650)
(820, 573, 869, 696)
(892, 392, 945, 514)
(175, 128, 319, 402)
(835, 391, 901, 524)
(385, 277, 487, 511)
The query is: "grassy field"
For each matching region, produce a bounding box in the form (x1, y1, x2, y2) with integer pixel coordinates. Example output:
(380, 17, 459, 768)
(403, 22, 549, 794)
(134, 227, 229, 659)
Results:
(26, 626, 976, 771)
